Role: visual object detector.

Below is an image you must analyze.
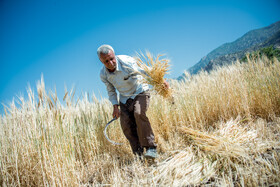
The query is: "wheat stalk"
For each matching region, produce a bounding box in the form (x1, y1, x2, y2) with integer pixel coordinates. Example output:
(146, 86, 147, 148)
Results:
(135, 51, 172, 98)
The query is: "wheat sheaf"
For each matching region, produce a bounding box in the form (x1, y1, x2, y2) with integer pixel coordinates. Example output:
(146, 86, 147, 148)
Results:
(135, 51, 172, 98)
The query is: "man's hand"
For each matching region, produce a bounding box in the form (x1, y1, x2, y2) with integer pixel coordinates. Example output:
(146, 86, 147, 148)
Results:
(113, 104, 120, 119)
(163, 79, 169, 90)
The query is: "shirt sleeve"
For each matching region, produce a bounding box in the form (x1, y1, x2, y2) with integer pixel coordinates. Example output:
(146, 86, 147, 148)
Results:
(100, 72, 119, 105)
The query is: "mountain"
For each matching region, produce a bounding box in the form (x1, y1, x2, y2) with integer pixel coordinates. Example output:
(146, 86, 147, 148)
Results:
(204, 30, 280, 72)
(178, 21, 280, 80)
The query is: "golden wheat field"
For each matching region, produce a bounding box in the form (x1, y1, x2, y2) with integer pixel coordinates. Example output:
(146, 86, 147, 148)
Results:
(1, 55, 280, 186)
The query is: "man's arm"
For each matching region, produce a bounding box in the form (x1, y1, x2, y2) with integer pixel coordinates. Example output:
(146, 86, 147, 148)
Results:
(100, 73, 120, 119)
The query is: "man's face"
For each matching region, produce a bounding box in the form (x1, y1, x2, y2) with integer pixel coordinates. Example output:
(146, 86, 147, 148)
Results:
(99, 50, 117, 72)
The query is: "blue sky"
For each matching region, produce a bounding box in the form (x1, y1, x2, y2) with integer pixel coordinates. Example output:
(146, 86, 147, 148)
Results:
(1, 0, 280, 111)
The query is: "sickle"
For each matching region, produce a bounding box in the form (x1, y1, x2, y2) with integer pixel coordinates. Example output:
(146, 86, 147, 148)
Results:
(104, 117, 124, 145)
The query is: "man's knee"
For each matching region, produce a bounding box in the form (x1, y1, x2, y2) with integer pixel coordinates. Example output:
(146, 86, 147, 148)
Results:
(134, 107, 146, 118)
(134, 108, 148, 120)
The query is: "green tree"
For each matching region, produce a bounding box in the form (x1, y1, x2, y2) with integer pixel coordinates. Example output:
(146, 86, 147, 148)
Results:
(241, 46, 280, 62)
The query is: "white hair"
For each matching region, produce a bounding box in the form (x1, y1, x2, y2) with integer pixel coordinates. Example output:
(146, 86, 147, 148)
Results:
(97, 44, 115, 58)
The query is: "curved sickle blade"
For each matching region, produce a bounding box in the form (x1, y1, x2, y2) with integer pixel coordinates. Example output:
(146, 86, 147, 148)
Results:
(104, 117, 124, 145)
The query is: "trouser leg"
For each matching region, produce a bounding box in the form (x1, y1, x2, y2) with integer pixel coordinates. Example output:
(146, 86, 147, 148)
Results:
(120, 100, 143, 155)
(133, 92, 157, 148)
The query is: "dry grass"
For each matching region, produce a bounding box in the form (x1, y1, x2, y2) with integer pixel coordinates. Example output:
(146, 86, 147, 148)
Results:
(0, 55, 280, 186)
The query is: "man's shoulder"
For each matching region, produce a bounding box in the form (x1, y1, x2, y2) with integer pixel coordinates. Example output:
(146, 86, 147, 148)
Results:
(117, 54, 133, 59)
(117, 55, 135, 63)
(117, 55, 138, 70)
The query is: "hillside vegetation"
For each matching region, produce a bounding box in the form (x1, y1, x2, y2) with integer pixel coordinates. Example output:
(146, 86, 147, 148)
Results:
(1, 56, 280, 186)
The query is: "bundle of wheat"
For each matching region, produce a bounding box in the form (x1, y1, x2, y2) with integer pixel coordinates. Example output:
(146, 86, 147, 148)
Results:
(135, 51, 172, 98)
(153, 147, 215, 185)
(179, 118, 258, 158)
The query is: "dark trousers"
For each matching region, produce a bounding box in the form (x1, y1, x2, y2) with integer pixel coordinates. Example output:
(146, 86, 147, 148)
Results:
(120, 92, 157, 155)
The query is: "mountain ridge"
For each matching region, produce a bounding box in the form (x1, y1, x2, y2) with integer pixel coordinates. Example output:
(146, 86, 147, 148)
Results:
(178, 20, 280, 80)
